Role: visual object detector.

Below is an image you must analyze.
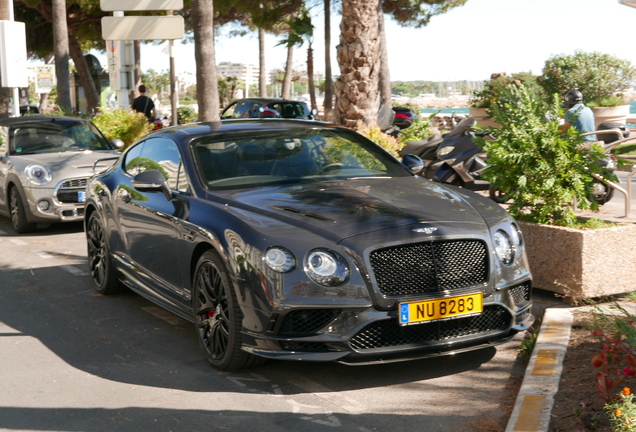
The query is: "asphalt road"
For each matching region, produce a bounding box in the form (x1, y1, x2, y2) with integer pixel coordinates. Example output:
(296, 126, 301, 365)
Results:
(0, 215, 529, 432)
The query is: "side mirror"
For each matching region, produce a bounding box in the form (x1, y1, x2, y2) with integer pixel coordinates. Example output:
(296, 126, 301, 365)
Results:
(111, 139, 125, 150)
(132, 170, 172, 201)
(401, 154, 424, 174)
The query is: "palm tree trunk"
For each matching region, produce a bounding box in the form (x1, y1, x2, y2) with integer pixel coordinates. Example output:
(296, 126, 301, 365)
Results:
(282, 44, 294, 99)
(52, 0, 71, 112)
(335, 0, 381, 128)
(192, 0, 219, 121)
(378, 11, 392, 107)
(133, 41, 142, 97)
(307, 46, 317, 112)
(323, 0, 334, 121)
(258, 28, 267, 97)
(0, 1, 11, 117)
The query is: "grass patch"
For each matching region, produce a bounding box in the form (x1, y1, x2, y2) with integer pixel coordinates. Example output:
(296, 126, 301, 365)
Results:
(613, 142, 636, 156)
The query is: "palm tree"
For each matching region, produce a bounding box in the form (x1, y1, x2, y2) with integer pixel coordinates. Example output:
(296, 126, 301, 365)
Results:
(322, 0, 334, 121)
(192, 0, 219, 121)
(334, 0, 381, 128)
(52, 0, 71, 112)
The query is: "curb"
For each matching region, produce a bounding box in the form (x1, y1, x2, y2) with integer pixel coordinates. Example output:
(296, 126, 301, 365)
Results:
(505, 308, 573, 432)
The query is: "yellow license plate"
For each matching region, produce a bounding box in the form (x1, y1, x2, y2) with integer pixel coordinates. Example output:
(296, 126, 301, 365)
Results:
(398, 293, 483, 326)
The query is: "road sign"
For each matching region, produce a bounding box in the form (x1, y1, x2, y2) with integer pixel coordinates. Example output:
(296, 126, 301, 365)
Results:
(100, 0, 183, 11)
(101, 16, 184, 40)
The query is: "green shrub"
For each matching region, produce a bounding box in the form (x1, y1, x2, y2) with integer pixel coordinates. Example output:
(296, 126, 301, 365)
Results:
(357, 124, 402, 158)
(538, 51, 636, 106)
(93, 109, 153, 149)
(177, 107, 197, 124)
(470, 72, 544, 109)
(398, 116, 433, 142)
(476, 84, 608, 227)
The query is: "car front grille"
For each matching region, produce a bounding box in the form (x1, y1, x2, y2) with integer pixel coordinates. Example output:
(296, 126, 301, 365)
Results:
(369, 240, 488, 296)
(509, 281, 532, 306)
(349, 305, 511, 351)
(56, 178, 88, 204)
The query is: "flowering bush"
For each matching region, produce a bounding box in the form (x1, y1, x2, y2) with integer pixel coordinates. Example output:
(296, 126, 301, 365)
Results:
(606, 387, 636, 431)
(588, 304, 636, 429)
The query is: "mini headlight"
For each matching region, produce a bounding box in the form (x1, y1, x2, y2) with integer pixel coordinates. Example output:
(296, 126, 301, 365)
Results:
(25, 164, 52, 186)
(510, 223, 523, 248)
(437, 146, 454, 157)
(494, 230, 515, 265)
(264, 247, 296, 273)
(304, 249, 349, 287)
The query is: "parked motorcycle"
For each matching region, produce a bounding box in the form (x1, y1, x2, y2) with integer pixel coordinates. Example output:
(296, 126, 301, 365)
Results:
(399, 114, 491, 191)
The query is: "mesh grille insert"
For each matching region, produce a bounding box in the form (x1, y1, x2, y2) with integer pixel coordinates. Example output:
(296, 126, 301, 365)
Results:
(279, 309, 341, 335)
(349, 305, 510, 351)
(369, 240, 488, 296)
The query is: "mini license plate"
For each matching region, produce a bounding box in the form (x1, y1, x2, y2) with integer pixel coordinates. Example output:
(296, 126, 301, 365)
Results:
(398, 293, 483, 326)
(78, 191, 86, 202)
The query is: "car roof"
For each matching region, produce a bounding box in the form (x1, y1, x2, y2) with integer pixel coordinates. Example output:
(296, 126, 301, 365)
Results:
(0, 115, 90, 127)
(152, 119, 340, 141)
(229, 98, 308, 104)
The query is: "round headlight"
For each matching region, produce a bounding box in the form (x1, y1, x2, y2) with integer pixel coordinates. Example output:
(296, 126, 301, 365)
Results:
(437, 146, 454, 157)
(264, 247, 296, 273)
(494, 230, 515, 265)
(304, 249, 349, 287)
(510, 223, 523, 248)
(25, 164, 52, 186)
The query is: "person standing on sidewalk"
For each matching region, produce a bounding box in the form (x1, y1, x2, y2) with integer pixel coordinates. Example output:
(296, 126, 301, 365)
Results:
(560, 88, 596, 142)
(131, 85, 156, 123)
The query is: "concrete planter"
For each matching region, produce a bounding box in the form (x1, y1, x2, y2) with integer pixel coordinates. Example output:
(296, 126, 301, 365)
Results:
(469, 107, 500, 128)
(518, 221, 636, 300)
(591, 105, 630, 128)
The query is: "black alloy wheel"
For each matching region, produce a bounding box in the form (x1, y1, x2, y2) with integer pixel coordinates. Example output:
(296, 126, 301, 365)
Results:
(86, 211, 125, 295)
(9, 186, 35, 234)
(193, 251, 263, 371)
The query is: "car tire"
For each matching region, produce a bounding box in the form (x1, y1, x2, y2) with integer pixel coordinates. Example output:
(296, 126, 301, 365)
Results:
(86, 211, 125, 295)
(489, 186, 512, 204)
(193, 250, 264, 371)
(592, 179, 615, 205)
(9, 186, 36, 234)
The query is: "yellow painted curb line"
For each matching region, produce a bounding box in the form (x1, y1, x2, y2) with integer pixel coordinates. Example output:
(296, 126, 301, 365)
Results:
(505, 308, 573, 432)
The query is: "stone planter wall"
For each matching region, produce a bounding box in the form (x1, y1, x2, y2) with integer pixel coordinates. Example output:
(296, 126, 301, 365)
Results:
(469, 107, 500, 128)
(590, 105, 630, 128)
(519, 221, 636, 300)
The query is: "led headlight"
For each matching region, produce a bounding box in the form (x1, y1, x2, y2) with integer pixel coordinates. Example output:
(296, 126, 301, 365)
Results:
(264, 247, 296, 273)
(304, 249, 349, 287)
(25, 164, 52, 186)
(510, 223, 523, 248)
(437, 146, 454, 157)
(493, 230, 515, 265)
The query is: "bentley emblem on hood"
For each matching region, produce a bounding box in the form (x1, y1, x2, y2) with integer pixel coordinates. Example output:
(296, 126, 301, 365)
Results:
(412, 226, 438, 234)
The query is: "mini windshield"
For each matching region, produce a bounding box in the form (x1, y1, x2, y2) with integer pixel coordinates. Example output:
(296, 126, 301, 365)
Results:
(192, 128, 410, 189)
(10, 120, 113, 155)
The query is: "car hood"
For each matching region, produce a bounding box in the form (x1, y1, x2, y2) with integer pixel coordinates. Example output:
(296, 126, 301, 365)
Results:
(216, 176, 492, 242)
(10, 150, 120, 184)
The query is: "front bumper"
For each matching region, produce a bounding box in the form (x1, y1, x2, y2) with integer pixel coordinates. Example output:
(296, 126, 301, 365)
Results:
(24, 180, 87, 223)
(241, 280, 533, 365)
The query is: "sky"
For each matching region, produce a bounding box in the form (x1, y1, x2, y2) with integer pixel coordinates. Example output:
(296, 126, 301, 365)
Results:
(93, 0, 636, 83)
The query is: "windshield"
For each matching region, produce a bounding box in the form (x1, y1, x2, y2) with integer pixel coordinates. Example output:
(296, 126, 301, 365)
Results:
(10, 120, 113, 155)
(192, 128, 410, 189)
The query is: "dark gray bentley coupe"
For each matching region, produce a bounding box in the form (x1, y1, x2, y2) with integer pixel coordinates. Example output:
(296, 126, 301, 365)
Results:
(85, 119, 533, 371)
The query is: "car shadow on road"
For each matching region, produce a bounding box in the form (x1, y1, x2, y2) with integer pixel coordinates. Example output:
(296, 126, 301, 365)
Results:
(0, 261, 501, 395)
(0, 215, 84, 236)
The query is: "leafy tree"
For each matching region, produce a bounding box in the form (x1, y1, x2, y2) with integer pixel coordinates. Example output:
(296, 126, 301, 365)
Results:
(538, 51, 636, 106)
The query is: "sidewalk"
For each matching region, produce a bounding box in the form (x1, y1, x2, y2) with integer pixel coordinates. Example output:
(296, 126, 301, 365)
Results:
(505, 168, 636, 431)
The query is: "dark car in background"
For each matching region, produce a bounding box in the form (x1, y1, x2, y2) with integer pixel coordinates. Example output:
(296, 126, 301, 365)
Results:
(221, 97, 317, 120)
(0, 115, 122, 233)
(85, 119, 533, 371)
